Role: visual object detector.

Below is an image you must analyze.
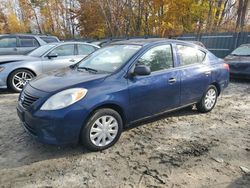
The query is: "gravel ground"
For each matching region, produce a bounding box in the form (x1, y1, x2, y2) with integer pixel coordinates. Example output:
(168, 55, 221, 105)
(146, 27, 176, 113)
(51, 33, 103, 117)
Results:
(0, 81, 249, 188)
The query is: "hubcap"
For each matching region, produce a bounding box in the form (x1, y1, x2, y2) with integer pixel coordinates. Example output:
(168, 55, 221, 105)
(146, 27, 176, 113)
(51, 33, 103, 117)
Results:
(12, 72, 33, 91)
(204, 88, 216, 110)
(90, 115, 119, 147)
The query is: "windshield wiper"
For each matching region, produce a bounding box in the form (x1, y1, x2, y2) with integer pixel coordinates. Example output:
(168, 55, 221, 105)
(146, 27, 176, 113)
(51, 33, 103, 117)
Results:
(77, 66, 98, 73)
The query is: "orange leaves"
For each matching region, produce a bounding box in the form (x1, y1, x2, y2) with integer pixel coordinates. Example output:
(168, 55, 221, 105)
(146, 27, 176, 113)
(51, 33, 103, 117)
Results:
(0, 0, 249, 38)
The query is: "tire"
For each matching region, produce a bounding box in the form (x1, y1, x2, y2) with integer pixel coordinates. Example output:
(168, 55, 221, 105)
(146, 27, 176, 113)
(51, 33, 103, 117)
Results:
(8, 69, 35, 92)
(196, 85, 218, 113)
(81, 108, 123, 151)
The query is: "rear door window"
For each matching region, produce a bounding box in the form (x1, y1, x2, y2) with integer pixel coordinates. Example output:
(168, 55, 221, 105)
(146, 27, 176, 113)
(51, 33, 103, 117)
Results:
(177, 45, 206, 66)
(77, 44, 96, 55)
(0, 37, 17, 48)
(19, 36, 40, 47)
(50, 44, 75, 56)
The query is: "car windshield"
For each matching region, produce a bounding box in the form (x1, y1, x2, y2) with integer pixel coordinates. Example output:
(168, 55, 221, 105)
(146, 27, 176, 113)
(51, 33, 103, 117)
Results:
(77, 45, 141, 73)
(231, 45, 250, 56)
(28, 44, 56, 57)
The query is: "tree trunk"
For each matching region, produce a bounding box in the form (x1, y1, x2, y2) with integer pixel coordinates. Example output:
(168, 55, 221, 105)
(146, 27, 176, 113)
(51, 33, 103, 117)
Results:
(206, 0, 214, 32)
(240, 0, 249, 30)
(213, 0, 223, 30)
(217, 0, 229, 29)
(235, 0, 249, 31)
(28, 1, 42, 34)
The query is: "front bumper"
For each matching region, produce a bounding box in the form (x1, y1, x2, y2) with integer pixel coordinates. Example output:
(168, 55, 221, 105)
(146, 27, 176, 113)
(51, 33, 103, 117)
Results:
(230, 72, 250, 79)
(17, 101, 90, 145)
(227, 62, 250, 79)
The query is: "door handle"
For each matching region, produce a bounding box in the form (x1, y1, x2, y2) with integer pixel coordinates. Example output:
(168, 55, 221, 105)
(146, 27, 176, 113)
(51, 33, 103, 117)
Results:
(168, 78, 176, 84)
(69, 59, 76, 62)
(13, 47, 17, 51)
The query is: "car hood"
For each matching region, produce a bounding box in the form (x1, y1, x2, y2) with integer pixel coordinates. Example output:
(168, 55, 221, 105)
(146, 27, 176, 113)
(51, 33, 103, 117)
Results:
(0, 55, 40, 65)
(29, 68, 109, 92)
(224, 55, 250, 63)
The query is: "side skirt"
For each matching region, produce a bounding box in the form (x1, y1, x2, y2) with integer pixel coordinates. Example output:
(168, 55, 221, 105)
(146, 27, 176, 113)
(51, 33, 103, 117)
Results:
(127, 102, 197, 126)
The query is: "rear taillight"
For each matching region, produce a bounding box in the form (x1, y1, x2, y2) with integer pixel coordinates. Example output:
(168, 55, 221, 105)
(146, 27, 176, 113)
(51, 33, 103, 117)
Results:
(223, 63, 229, 71)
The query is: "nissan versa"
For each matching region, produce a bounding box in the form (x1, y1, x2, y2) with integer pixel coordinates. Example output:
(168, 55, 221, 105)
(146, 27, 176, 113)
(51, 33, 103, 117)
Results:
(17, 39, 229, 151)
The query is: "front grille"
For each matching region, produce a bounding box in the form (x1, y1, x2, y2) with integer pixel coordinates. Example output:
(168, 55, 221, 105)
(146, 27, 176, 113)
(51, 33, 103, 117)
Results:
(21, 92, 39, 109)
(23, 122, 37, 136)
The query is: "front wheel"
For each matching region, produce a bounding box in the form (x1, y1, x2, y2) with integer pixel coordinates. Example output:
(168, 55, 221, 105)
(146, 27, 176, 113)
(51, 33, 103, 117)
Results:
(196, 85, 218, 113)
(8, 69, 35, 92)
(81, 108, 123, 151)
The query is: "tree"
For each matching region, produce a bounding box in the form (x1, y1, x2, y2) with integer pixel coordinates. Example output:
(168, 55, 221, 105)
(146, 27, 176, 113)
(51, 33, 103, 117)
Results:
(236, 0, 250, 31)
(0, 0, 249, 38)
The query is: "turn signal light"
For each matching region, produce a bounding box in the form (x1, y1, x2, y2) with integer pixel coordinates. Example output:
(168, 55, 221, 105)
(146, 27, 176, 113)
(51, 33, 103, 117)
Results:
(223, 63, 229, 70)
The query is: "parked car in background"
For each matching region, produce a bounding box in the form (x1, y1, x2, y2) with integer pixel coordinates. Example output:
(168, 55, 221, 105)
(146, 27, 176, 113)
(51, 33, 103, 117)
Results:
(0, 42, 99, 92)
(224, 44, 250, 79)
(17, 39, 229, 151)
(91, 39, 125, 47)
(0, 34, 60, 55)
(91, 38, 167, 47)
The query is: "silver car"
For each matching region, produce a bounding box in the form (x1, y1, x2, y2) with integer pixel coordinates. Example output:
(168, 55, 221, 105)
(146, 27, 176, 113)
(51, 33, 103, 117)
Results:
(0, 42, 99, 92)
(0, 34, 60, 55)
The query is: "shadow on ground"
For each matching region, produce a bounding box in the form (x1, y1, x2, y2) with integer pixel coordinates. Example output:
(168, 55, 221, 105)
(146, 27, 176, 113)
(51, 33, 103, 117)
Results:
(227, 173, 250, 188)
(0, 88, 14, 94)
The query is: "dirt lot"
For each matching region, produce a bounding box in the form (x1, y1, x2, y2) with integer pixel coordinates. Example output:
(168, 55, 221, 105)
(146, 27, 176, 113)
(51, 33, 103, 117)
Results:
(0, 81, 249, 188)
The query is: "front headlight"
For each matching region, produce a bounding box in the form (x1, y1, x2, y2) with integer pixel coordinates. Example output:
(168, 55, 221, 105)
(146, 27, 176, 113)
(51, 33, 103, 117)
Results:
(40, 88, 88, 110)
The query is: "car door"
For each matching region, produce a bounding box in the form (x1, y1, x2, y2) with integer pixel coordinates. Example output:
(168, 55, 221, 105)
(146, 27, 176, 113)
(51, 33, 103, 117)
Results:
(127, 44, 181, 122)
(176, 44, 211, 105)
(42, 44, 77, 72)
(0, 36, 18, 55)
(17, 36, 40, 54)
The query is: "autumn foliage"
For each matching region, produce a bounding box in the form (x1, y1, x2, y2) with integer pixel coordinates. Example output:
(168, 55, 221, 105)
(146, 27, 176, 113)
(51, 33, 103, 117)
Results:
(0, 0, 249, 39)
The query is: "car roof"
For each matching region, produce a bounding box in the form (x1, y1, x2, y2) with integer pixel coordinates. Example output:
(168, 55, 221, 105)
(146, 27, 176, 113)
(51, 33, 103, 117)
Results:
(240, 43, 250, 47)
(0, 34, 58, 38)
(45, 41, 100, 48)
(111, 38, 203, 47)
(184, 40, 206, 47)
(111, 38, 168, 45)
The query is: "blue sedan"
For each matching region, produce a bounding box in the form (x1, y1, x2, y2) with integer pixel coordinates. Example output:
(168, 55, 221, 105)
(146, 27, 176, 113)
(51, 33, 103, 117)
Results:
(17, 39, 229, 151)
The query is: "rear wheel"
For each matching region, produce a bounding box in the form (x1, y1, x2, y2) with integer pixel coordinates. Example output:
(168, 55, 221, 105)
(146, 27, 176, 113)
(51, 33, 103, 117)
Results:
(81, 108, 123, 151)
(8, 69, 35, 92)
(196, 85, 218, 113)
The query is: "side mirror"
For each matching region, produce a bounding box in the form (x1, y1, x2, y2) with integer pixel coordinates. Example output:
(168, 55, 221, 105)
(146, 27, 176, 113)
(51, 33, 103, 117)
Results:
(133, 65, 151, 76)
(47, 53, 58, 59)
